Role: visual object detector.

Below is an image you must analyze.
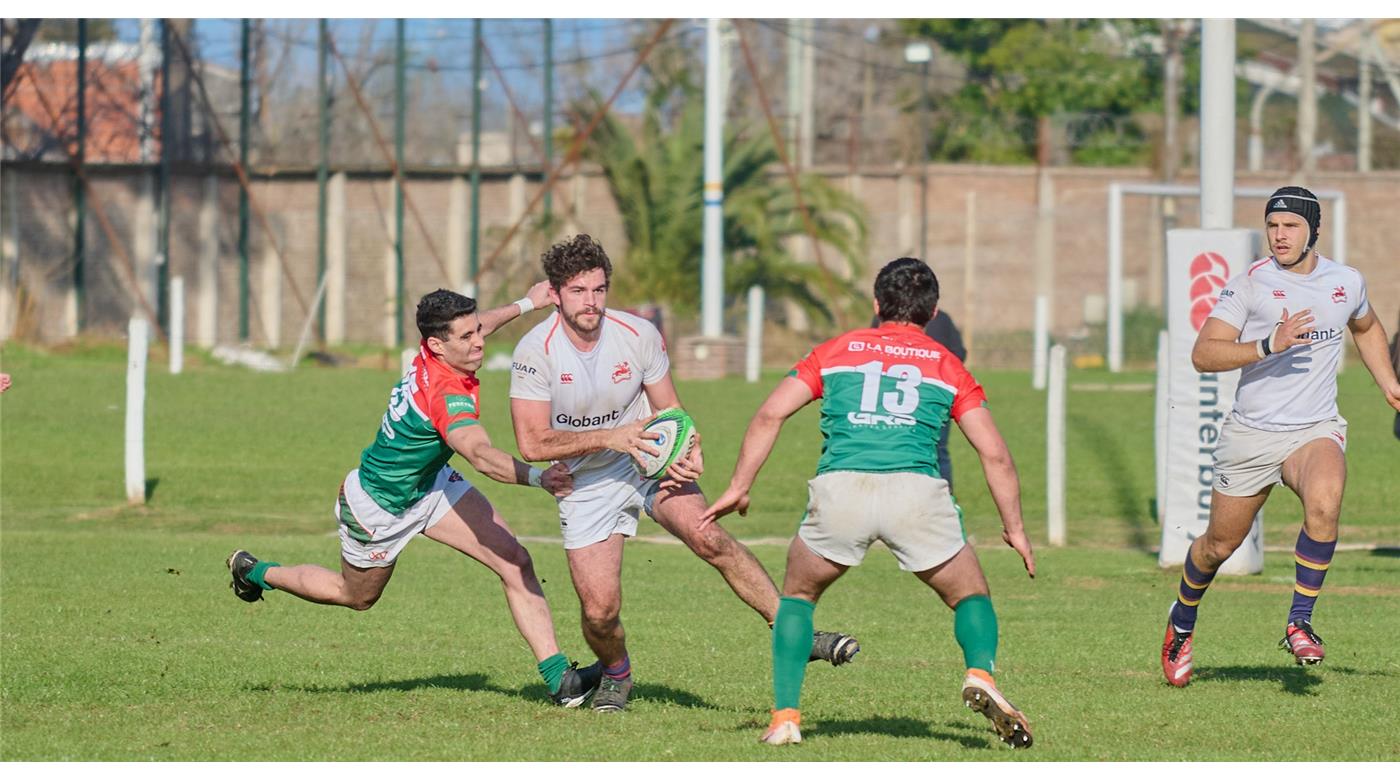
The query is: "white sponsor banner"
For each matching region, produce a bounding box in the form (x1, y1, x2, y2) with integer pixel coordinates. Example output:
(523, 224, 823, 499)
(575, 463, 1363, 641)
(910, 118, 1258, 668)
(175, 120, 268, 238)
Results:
(1160, 229, 1263, 574)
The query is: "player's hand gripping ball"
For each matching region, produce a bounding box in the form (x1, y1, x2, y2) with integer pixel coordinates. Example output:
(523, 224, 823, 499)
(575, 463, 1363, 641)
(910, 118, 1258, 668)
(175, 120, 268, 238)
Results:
(634, 408, 698, 480)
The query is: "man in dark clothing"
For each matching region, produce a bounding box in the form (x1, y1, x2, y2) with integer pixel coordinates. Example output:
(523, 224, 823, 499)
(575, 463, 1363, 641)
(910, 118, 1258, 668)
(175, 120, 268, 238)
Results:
(870, 309, 967, 491)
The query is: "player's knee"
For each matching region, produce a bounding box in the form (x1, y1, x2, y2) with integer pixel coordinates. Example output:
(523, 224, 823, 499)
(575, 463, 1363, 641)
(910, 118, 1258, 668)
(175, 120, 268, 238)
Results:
(580, 600, 621, 630)
(1199, 536, 1241, 567)
(346, 593, 380, 611)
(686, 523, 733, 562)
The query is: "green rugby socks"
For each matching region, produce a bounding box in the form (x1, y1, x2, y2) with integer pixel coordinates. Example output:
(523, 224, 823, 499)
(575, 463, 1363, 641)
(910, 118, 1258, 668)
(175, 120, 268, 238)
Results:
(248, 561, 281, 591)
(772, 596, 815, 710)
(538, 652, 569, 694)
(954, 594, 999, 673)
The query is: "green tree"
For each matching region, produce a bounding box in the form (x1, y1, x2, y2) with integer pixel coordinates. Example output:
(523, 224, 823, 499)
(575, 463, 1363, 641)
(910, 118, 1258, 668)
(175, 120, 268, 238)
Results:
(576, 72, 868, 328)
(902, 19, 1161, 165)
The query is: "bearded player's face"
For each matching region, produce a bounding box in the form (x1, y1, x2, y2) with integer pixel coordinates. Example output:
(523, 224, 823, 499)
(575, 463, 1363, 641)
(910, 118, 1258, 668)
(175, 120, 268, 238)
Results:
(550, 268, 609, 335)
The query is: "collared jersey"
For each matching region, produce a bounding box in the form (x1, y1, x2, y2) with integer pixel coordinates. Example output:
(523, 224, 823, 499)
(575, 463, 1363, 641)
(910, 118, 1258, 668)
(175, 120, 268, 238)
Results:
(1208, 254, 1370, 431)
(358, 342, 481, 514)
(510, 309, 669, 476)
(790, 323, 988, 477)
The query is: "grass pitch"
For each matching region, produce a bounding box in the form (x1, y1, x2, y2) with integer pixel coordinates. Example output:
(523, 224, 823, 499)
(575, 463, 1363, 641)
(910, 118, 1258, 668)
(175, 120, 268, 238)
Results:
(2, 342, 1398, 760)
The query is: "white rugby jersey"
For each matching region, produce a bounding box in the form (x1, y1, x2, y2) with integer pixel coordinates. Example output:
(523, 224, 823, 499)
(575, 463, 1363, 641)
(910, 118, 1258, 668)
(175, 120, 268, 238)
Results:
(509, 308, 669, 475)
(1207, 254, 1370, 431)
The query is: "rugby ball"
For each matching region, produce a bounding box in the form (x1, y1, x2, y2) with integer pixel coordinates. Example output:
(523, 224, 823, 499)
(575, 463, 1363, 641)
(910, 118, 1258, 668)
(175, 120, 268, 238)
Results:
(634, 408, 698, 480)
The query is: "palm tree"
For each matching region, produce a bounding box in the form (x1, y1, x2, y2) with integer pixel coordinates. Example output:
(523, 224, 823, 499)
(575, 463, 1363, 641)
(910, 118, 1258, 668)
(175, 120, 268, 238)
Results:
(577, 73, 868, 329)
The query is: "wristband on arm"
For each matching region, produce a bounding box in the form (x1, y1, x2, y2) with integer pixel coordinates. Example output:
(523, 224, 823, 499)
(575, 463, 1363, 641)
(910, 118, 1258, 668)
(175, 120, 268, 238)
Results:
(527, 466, 543, 487)
(514, 297, 536, 315)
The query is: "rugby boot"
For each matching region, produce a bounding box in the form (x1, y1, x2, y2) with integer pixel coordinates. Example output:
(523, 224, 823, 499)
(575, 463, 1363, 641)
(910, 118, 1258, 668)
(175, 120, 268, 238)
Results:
(227, 550, 264, 603)
(1162, 614, 1195, 688)
(961, 668, 1033, 749)
(1280, 619, 1325, 665)
(550, 660, 602, 708)
(809, 630, 860, 666)
(759, 708, 802, 745)
(592, 674, 633, 713)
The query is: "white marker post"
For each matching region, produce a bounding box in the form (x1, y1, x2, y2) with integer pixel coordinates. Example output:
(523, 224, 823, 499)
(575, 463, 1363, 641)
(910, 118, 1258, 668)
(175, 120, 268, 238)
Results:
(1046, 343, 1067, 546)
(1032, 295, 1049, 390)
(126, 317, 148, 504)
(745, 284, 763, 383)
(169, 276, 184, 375)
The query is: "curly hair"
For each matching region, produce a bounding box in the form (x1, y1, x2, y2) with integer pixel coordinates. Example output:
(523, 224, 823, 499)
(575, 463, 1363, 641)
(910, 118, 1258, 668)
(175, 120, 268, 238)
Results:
(541, 234, 613, 289)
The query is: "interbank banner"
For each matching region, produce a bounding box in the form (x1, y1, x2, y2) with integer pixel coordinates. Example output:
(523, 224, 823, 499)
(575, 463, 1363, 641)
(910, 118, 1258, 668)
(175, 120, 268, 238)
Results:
(1160, 229, 1263, 574)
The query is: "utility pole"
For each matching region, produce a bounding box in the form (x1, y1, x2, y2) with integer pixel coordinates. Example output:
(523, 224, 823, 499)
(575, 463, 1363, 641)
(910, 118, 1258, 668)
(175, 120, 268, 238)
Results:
(74, 19, 87, 330)
(1297, 19, 1317, 177)
(1359, 34, 1372, 173)
(157, 19, 171, 333)
(317, 19, 330, 342)
(904, 42, 932, 261)
(1200, 19, 1235, 229)
(543, 18, 554, 219)
(238, 19, 251, 342)
(468, 18, 482, 299)
(395, 19, 406, 347)
(701, 18, 725, 339)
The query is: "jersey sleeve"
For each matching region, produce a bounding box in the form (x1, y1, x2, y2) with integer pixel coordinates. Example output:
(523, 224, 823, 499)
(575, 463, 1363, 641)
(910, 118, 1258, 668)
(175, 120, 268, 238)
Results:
(788, 345, 826, 399)
(509, 335, 553, 401)
(639, 319, 671, 384)
(946, 355, 988, 421)
(430, 381, 481, 437)
(1207, 272, 1252, 330)
(1351, 271, 1371, 320)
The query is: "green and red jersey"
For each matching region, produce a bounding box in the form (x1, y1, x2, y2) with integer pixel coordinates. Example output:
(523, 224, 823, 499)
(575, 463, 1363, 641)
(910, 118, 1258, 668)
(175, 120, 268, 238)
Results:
(790, 322, 987, 477)
(358, 342, 481, 513)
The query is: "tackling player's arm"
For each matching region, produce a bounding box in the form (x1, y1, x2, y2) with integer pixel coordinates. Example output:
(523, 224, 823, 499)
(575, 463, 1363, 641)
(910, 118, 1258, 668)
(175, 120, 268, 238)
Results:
(699, 376, 814, 527)
(509, 397, 660, 465)
(1347, 308, 1400, 411)
(956, 406, 1036, 578)
(446, 423, 573, 497)
(1191, 308, 1316, 373)
(478, 281, 551, 338)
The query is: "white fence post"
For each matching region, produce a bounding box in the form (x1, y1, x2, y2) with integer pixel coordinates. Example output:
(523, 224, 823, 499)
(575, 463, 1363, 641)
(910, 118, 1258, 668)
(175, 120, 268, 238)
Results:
(169, 276, 184, 375)
(1032, 295, 1049, 390)
(1046, 343, 1067, 546)
(126, 317, 148, 504)
(745, 285, 764, 383)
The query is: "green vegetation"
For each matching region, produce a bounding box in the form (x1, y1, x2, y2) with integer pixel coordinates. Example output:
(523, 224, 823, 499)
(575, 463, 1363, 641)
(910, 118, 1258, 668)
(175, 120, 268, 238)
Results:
(2, 344, 1398, 760)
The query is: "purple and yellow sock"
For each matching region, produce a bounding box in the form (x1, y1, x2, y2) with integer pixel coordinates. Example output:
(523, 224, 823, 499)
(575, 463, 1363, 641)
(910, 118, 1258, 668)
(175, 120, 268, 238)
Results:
(1289, 529, 1336, 625)
(1172, 554, 1215, 633)
(603, 655, 631, 681)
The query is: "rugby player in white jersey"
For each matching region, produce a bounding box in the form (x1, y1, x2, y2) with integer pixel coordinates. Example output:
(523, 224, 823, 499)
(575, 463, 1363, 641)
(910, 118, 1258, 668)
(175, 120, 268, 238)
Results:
(1161, 187, 1400, 687)
(509, 235, 859, 713)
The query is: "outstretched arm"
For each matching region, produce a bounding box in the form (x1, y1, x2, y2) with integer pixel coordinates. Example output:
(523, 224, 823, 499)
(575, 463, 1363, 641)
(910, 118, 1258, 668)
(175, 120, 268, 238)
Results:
(479, 281, 551, 337)
(446, 424, 572, 497)
(1348, 309, 1400, 412)
(956, 407, 1035, 578)
(699, 376, 814, 526)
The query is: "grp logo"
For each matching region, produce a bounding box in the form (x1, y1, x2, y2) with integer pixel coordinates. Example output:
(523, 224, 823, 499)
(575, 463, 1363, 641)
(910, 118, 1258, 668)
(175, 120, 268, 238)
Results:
(1188, 252, 1230, 331)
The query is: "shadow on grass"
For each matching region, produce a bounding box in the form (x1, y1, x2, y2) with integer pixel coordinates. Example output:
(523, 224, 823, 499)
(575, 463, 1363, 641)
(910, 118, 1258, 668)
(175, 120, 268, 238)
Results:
(1070, 414, 1149, 549)
(1197, 664, 1379, 696)
(805, 716, 992, 749)
(254, 674, 719, 710)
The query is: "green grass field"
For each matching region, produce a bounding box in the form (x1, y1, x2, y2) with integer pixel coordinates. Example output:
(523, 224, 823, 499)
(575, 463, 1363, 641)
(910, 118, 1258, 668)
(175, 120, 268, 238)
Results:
(2, 341, 1398, 760)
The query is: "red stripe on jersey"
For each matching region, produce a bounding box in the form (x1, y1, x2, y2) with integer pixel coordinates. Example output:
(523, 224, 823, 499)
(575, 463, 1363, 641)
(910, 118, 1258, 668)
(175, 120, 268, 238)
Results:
(605, 313, 639, 337)
(544, 313, 561, 355)
(1247, 258, 1272, 276)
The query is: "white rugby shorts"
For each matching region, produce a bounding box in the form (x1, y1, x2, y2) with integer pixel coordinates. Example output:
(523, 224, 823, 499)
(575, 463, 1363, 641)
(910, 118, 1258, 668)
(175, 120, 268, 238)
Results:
(799, 470, 966, 572)
(1212, 415, 1348, 497)
(556, 454, 661, 549)
(335, 465, 475, 568)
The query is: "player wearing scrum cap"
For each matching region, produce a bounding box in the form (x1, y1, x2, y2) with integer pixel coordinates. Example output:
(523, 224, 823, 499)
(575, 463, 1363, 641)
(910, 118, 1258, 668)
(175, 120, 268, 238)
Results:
(508, 235, 859, 713)
(1161, 187, 1400, 687)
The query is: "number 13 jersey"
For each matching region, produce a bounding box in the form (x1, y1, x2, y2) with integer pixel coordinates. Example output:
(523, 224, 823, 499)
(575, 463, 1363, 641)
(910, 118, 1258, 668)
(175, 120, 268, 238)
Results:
(790, 322, 987, 478)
